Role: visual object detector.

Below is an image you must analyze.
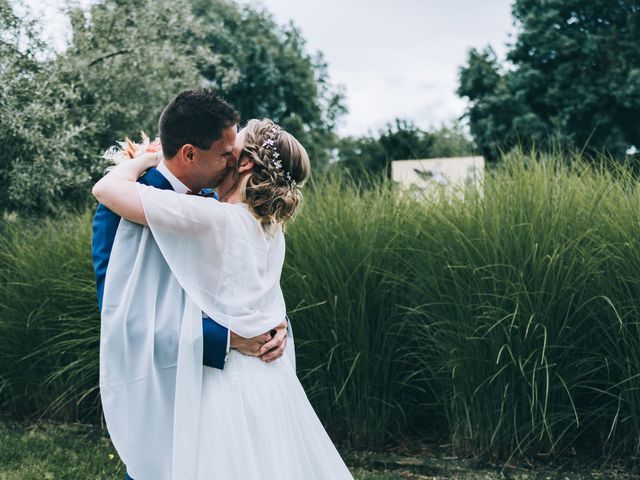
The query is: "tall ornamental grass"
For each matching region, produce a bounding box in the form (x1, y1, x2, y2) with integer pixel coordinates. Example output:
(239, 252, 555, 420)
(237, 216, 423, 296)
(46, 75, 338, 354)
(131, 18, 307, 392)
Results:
(392, 153, 640, 461)
(0, 151, 639, 463)
(0, 214, 100, 422)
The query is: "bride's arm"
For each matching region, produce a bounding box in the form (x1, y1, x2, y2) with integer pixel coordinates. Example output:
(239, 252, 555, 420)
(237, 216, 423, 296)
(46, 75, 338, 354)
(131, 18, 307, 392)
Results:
(92, 152, 161, 225)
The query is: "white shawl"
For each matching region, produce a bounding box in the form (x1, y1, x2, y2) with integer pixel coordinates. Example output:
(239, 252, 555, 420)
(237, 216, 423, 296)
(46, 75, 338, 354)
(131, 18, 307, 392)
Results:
(100, 184, 288, 479)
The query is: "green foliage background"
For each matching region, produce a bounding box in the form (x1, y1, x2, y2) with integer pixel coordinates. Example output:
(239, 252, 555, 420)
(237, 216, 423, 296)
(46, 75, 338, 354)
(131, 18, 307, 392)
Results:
(0, 0, 480, 219)
(458, 0, 640, 160)
(2, 153, 640, 465)
(0, 0, 345, 216)
(3, 0, 640, 467)
(4, 0, 640, 218)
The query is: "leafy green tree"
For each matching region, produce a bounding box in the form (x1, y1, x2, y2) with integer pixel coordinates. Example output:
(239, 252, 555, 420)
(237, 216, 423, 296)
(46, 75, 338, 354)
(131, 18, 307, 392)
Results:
(0, 0, 93, 215)
(458, 0, 640, 160)
(59, 0, 204, 150)
(0, 0, 209, 216)
(0, 0, 345, 216)
(188, 0, 345, 169)
(429, 123, 479, 159)
(61, 0, 345, 174)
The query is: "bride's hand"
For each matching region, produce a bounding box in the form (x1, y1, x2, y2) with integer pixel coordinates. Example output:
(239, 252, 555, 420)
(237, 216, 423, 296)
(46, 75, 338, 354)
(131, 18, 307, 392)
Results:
(134, 150, 162, 170)
(229, 318, 288, 361)
(259, 319, 288, 363)
(93, 148, 163, 226)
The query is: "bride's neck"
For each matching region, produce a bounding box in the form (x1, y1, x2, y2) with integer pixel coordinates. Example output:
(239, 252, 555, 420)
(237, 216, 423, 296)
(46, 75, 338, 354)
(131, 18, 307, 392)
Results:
(222, 190, 244, 204)
(219, 173, 249, 204)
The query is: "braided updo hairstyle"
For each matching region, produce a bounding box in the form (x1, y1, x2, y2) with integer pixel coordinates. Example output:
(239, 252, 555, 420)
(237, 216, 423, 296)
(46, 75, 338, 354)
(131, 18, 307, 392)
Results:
(238, 119, 310, 230)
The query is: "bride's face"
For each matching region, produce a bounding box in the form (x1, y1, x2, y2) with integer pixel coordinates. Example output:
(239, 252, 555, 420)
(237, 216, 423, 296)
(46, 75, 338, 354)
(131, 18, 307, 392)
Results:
(217, 127, 246, 199)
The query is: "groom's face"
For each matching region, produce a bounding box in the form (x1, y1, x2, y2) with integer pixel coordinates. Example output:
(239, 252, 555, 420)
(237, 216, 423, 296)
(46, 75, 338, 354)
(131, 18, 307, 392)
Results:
(191, 125, 238, 190)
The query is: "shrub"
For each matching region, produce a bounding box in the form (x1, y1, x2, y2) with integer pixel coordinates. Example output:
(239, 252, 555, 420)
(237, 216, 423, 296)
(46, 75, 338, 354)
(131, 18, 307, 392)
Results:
(0, 213, 100, 422)
(1, 152, 639, 463)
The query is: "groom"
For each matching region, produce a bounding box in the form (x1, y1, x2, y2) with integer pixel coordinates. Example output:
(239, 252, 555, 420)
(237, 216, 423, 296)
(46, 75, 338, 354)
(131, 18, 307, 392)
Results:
(92, 89, 289, 479)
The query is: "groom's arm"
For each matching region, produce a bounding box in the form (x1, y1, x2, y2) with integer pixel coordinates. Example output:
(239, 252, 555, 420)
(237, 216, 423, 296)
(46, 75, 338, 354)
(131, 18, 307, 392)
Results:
(202, 315, 229, 368)
(91, 189, 230, 370)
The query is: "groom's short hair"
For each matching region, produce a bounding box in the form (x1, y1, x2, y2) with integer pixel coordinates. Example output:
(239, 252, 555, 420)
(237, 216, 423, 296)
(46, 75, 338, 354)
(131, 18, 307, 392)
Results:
(159, 88, 240, 159)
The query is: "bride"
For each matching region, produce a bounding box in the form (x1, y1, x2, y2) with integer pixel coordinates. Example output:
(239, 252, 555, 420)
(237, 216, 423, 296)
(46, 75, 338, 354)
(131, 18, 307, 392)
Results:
(93, 118, 354, 479)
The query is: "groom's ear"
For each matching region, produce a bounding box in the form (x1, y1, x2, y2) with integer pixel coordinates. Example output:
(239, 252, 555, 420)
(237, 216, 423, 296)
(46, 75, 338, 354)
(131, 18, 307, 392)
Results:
(178, 144, 196, 165)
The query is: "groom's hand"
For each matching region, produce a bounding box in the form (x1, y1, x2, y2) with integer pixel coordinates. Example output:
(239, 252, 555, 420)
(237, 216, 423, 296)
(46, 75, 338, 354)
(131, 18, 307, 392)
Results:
(259, 319, 288, 363)
(230, 331, 272, 356)
(229, 319, 288, 361)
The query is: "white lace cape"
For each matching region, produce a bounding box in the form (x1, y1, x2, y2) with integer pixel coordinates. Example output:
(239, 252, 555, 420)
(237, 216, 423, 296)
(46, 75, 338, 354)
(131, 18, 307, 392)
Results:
(99, 184, 287, 479)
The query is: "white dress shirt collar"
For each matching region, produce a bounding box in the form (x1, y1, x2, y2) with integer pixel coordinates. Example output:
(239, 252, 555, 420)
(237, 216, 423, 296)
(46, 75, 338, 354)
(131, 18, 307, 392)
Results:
(156, 160, 190, 194)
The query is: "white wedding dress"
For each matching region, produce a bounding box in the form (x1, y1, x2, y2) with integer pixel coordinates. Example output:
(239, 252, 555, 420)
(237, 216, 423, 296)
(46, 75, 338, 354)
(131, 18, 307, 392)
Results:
(100, 185, 353, 480)
(196, 350, 353, 479)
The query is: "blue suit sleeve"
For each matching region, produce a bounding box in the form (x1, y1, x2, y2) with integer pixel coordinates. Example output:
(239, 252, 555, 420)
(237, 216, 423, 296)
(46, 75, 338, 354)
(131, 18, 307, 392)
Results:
(92, 203, 121, 312)
(202, 317, 229, 369)
(90, 169, 230, 370)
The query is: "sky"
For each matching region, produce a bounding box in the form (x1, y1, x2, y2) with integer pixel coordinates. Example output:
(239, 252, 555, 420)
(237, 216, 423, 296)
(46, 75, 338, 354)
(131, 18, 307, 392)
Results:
(22, 0, 517, 136)
(243, 0, 517, 135)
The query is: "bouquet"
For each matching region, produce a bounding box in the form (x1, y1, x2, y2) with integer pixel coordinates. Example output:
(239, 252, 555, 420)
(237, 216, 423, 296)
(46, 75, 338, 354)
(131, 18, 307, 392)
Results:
(103, 132, 162, 167)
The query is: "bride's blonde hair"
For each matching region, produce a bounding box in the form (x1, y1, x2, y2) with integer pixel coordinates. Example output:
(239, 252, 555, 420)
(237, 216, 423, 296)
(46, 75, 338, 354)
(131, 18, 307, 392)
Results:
(237, 119, 310, 230)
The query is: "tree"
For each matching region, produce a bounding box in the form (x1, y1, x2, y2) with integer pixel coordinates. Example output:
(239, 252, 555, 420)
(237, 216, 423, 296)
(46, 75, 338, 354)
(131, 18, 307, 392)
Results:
(458, 0, 640, 160)
(188, 0, 346, 169)
(0, 0, 93, 215)
(0, 0, 345, 216)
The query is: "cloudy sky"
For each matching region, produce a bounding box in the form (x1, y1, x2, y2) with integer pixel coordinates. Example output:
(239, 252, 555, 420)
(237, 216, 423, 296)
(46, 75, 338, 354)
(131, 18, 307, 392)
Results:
(23, 0, 517, 136)
(244, 0, 516, 135)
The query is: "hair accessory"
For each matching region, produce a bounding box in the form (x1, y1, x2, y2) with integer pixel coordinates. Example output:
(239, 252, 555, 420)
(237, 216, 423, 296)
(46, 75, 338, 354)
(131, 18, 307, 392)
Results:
(286, 172, 297, 188)
(261, 123, 297, 188)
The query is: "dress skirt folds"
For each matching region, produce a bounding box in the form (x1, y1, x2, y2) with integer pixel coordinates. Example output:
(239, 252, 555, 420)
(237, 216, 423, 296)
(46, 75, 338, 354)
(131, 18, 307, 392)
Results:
(195, 350, 353, 479)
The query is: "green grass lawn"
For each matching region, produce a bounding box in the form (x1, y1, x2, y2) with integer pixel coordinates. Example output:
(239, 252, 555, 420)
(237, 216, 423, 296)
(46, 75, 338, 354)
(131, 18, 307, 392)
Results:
(0, 422, 635, 479)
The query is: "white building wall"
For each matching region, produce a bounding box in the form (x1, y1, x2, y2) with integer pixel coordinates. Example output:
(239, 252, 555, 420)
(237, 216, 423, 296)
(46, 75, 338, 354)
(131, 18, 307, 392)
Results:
(391, 156, 484, 194)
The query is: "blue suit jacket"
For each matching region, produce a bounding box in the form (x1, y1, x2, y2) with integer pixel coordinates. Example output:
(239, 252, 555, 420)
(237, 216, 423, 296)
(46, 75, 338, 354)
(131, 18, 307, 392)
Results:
(92, 167, 229, 369)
